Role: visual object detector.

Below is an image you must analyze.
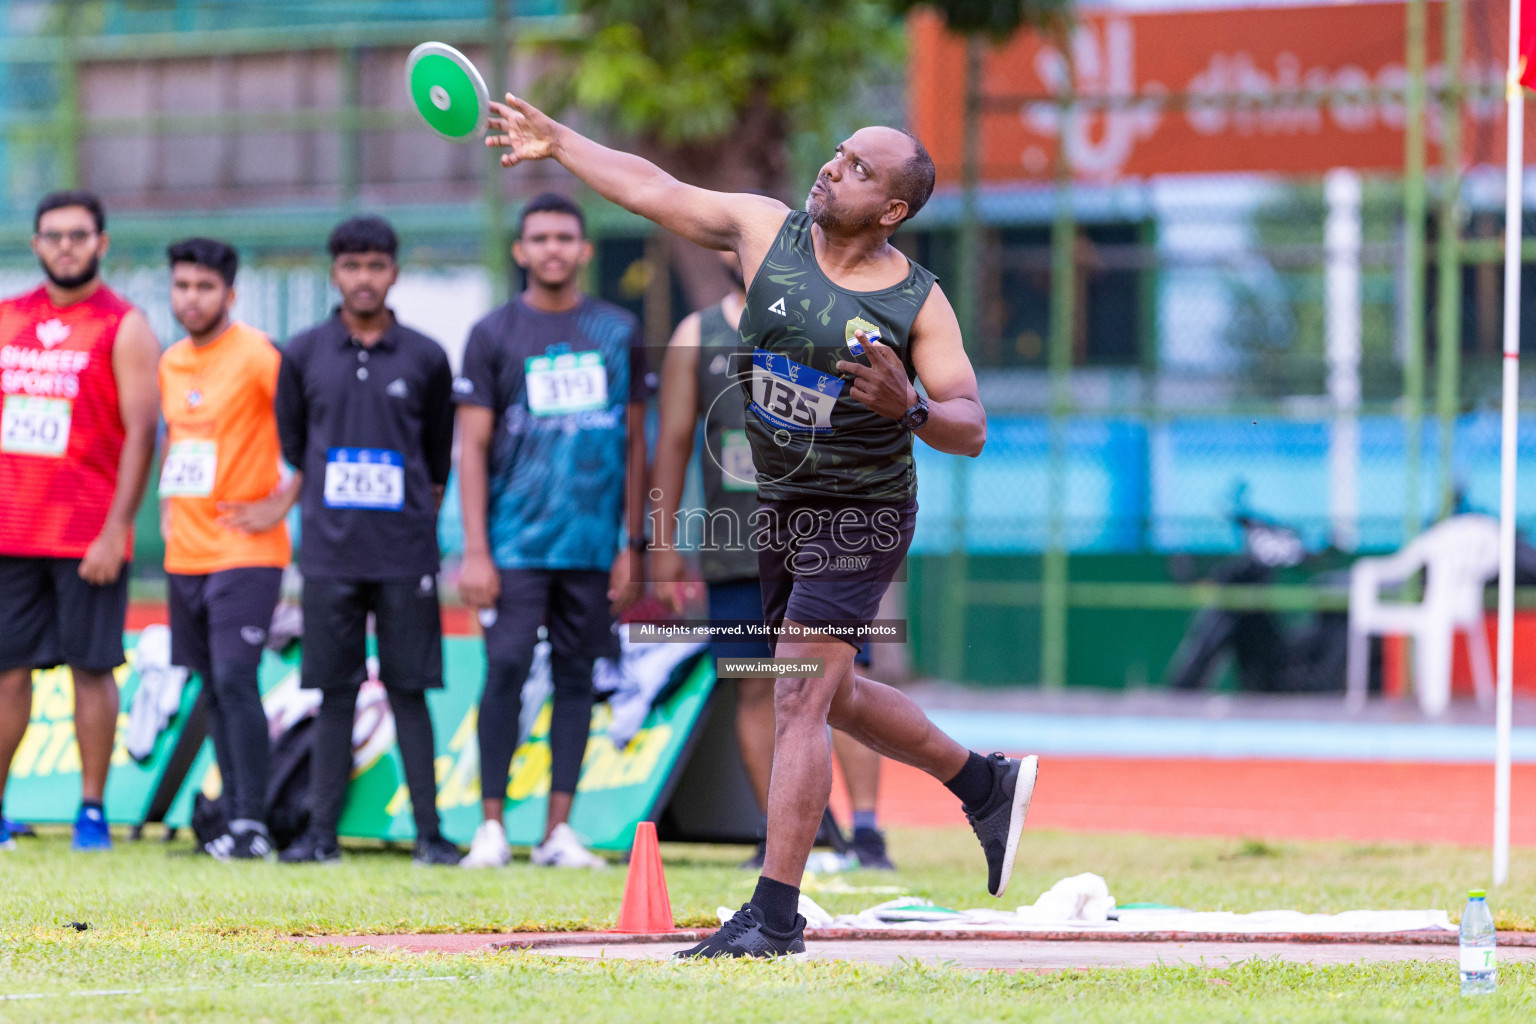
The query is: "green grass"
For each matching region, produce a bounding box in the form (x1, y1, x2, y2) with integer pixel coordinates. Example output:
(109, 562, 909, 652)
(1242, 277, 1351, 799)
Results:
(3, 825, 1535, 1022)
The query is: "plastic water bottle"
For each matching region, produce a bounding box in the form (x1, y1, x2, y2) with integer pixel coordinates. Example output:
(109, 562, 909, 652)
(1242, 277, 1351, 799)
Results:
(1459, 889, 1497, 996)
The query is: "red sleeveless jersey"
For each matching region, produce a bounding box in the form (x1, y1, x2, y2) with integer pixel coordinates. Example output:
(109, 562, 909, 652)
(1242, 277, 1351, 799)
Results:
(0, 284, 134, 558)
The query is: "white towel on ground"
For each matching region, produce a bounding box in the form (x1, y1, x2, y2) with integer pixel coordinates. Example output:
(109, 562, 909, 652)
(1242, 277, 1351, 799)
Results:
(125, 624, 190, 761)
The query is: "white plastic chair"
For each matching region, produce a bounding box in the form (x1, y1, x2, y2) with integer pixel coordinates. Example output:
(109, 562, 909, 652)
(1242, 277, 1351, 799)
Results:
(1345, 514, 1500, 716)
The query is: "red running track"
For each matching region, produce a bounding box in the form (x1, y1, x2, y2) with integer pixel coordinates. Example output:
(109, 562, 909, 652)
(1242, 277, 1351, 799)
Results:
(834, 757, 1536, 846)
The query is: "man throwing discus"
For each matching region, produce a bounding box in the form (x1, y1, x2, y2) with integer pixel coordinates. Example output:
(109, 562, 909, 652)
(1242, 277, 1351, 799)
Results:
(485, 98, 1038, 958)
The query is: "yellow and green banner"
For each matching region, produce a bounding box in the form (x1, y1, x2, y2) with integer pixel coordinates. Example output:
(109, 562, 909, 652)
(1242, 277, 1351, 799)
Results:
(7, 635, 715, 853)
(6, 634, 206, 826)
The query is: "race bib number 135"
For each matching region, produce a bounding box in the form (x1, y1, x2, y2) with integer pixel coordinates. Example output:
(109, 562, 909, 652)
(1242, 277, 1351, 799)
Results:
(324, 448, 404, 510)
(0, 395, 72, 457)
(748, 349, 841, 435)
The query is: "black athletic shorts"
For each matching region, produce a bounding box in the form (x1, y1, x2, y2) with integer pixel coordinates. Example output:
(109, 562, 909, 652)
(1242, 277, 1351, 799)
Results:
(481, 568, 619, 665)
(167, 568, 283, 678)
(757, 496, 916, 651)
(300, 575, 444, 691)
(0, 555, 129, 673)
(707, 578, 775, 661)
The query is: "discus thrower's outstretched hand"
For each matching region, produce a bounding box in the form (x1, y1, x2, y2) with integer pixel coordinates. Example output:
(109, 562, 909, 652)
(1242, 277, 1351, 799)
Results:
(484, 93, 787, 274)
(486, 94, 560, 166)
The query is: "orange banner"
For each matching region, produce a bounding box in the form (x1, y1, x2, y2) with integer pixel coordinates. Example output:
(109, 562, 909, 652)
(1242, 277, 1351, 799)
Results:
(911, 0, 1528, 184)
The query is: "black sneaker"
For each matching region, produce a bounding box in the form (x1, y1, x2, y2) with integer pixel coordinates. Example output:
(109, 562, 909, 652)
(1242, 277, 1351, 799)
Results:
(850, 827, 896, 871)
(738, 840, 766, 870)
(207, 829, 274, 861)
(412, 834, 462, 866)
(278, 828, 341, 864)
(964, 753, 1038, 898)
(674, 903, 807, 960)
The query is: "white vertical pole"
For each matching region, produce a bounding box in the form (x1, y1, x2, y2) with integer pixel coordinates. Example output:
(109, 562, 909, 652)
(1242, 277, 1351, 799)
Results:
(1494, 0, 1524, 886)
(1327, 168, 1363, 552)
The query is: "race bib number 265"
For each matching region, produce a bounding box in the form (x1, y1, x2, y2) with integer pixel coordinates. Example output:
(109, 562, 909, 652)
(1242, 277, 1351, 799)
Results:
(323, 448, 404, 510)
(0, 395, 71, 457)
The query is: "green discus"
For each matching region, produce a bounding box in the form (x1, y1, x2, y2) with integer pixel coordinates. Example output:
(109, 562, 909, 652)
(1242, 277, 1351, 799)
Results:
(404, 42, 489, 142)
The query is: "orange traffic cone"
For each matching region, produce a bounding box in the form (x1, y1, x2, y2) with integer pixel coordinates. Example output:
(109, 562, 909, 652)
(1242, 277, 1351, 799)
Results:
(613, 821, 674, 933)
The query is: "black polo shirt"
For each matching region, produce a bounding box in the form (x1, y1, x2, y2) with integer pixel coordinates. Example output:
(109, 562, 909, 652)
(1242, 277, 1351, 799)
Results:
(276, 310, 454, 580)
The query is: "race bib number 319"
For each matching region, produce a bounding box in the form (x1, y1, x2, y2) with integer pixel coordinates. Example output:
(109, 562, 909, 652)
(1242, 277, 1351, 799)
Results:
(1, 395, 72, 457)
(324, 448, 404, 510)
(526, 351, 608, 416)
(749, 349, 841, 435)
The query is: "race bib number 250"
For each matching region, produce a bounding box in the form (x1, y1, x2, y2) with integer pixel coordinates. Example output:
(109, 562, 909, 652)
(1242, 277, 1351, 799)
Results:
(0, 395, 72, 457)
(324, 448, 404, 510)
(748, 349, 841, 435)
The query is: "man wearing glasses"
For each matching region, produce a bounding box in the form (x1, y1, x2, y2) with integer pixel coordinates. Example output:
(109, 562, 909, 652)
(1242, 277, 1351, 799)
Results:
(0, 190, 160, 852)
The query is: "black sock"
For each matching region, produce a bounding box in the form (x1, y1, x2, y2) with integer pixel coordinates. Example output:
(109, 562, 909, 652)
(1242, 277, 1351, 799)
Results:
(81, 800, 103, 814)
(944, 751, 994, 812)
(750, 876, 800, 933)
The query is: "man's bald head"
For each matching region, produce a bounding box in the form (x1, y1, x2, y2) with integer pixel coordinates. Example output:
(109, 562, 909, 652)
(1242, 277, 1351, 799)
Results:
(844, 126, 935, 223)
(883, 128, 935, 223)
(806, 127, 938, 234)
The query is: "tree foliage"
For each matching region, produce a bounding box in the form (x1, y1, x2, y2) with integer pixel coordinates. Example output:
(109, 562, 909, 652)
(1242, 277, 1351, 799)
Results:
(547, 0, 903, 147)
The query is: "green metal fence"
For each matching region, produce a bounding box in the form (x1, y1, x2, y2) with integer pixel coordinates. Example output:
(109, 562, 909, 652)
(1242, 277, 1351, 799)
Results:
(5, 0, 1536, 689)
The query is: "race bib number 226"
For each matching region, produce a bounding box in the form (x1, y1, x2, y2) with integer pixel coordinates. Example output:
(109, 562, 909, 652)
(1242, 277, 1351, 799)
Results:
(158, 439, 218, 497)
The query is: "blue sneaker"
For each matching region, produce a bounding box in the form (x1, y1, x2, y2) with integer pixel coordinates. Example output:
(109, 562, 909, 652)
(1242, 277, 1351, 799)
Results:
(0, 819, 14, 851)
(71, 805, 111, 852)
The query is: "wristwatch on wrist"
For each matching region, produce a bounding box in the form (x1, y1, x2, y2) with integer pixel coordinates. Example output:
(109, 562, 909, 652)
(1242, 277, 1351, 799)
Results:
(899, 396, 930, 431)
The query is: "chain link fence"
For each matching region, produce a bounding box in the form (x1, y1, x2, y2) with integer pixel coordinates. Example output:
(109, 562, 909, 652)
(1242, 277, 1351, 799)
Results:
(5, 0, 1536, 688)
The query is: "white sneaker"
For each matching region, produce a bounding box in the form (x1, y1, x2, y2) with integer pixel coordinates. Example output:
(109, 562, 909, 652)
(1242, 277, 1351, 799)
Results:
(460, 820, 511, 869)
(530, 823, 607, 869)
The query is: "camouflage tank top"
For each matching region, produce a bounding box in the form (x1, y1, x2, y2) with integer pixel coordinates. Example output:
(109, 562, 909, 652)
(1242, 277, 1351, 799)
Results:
(737, 211, 936, 502)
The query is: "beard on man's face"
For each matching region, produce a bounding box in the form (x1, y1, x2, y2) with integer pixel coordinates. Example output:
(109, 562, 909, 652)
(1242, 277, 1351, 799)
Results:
(805, 189, 828, 224)
(176, 309, 226, 337)
(528, 263, 577, 291)
(805, 188, 880, 233)
(41, 253, 99, 291)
